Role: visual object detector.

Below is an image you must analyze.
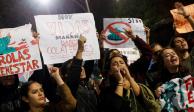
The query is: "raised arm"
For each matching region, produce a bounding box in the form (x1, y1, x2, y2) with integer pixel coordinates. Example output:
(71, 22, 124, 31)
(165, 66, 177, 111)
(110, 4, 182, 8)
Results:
(63, 35, 86, 96)
(50, 67, 77, 112)
(124, 28, 152, 58)
(124, 27, 152, 82)
(121, 66, 141, 96)
(111, 65, 124, 97)
(75, 35, 86, 59)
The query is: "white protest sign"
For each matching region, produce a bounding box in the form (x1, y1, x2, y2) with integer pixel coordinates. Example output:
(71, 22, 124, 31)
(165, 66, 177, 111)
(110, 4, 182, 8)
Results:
(103, 18, 146, 48)
(0, 24, 42, 77)
(35, 13, 100, 64)
(114, 48, 140, 65)
(160, 75, 194, 111)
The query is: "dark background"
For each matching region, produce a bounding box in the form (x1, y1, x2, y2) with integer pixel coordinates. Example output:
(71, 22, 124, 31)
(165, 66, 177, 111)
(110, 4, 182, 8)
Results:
(0, 0, 193, 45)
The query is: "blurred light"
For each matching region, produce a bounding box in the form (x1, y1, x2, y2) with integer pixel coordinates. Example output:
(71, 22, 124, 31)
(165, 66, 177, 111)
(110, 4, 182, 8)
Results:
(36, 0, 51, 5)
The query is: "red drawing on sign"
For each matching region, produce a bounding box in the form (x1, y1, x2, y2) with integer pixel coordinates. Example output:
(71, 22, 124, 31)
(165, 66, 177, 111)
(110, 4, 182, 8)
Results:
(103, 22, 131, 45)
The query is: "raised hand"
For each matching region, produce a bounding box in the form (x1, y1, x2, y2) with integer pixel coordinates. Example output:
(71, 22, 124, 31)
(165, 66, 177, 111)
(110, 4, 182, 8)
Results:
(123, 27, 136, 39)
(174, 2, 189, 17)
(49, 67, 64, 85)
(78, 35, 86, 52)
(155, 86, 164, 98)
(111, 65, 123, 83)
(120, 66, 130, 78)
(174, 2, 194, 29)
(50, 67, 60, 78)
(32, 31, 40, 39)
(144, 26, 150, 44)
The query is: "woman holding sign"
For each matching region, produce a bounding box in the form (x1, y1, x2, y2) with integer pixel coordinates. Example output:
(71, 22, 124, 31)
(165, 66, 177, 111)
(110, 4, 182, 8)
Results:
(154, 47, 193, 111)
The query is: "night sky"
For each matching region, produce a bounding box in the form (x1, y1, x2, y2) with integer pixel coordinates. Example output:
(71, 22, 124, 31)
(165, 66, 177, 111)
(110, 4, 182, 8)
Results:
(0, 0, 85, 29)
(0, 0, 193, 45)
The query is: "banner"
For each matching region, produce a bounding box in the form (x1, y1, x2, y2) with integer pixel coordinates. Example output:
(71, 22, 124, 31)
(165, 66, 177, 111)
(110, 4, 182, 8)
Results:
(35, 13, 100, 64)
(0, 24, 42, 77)
(18, 71, 34, 82)
(103, 18, 146, 48)
(160, 75, 194, 111)
(170, 4, 194, 33)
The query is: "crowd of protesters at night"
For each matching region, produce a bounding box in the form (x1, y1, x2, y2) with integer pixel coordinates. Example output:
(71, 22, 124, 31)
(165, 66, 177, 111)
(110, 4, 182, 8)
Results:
(0, 1, 194, 112)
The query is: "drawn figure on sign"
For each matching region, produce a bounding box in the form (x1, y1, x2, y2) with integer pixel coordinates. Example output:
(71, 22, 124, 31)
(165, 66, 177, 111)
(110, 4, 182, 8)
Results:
(107, 27, 123, 41)
(0, 32, 28, 55)
(104, 22, 132, 45)
(161, 81, 178, 111)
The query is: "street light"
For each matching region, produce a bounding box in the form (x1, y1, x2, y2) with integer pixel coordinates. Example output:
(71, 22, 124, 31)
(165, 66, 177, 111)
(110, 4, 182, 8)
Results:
(85, 0, 91, 12)
(71, 0, 91, 12)
(36, 0, 51, 6)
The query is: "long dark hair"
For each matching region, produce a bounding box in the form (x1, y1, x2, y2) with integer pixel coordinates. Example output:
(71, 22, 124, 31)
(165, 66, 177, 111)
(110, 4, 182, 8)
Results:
(20, 81, 39, 111)
(101, 53, 128, 89)
(157, 47, 190, 82)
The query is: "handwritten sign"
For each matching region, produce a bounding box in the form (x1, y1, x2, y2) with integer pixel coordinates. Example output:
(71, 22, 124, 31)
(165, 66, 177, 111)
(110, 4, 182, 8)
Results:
(160, 75, 194, 111)
(35, 13, 100, 64)
(170, 4, 194, 33)
(0, 24, 42, 77)
(114, 48, 140, 64)
(103, 18, 146, 48)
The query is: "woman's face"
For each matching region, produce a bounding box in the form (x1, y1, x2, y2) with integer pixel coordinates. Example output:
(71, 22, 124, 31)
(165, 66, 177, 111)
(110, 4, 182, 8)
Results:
(25, 82, 46, 107)
(110, 57, 130, 89)
(162, 49, 179, 69)
(110, 57, 126, 70)
(174, 37, 188, 51)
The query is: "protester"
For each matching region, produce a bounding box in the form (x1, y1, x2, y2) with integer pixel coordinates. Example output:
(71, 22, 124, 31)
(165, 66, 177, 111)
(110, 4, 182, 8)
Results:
(146, 43, 163, 91)
(20, 67, 76, 112)
(171, 2, 194, 75)
(99, 52, 161, 112)
(0, 74, 22, 112)
(171, 35, 194, 75)
(60, 35, 99, 112)
(102, 27, 153, 85)
(154, 47, 193, 111)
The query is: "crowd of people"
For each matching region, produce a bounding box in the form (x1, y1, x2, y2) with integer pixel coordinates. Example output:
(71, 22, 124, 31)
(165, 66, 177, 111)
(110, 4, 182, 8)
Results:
(0, 1, 194, 112)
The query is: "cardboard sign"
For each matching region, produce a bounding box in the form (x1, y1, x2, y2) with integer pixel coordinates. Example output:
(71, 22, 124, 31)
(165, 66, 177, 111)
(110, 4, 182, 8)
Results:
(160, 75, 194, 111)
(103, 18, 146, 48)
(170, 4, 194, 33)
(35, 13, 100, 64)
(0, 24, 42, 77)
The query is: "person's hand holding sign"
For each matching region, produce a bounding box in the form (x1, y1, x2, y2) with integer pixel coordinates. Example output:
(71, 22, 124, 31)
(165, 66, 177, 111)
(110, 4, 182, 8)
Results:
(144, 26, 150, 44)
(76, 35, 86, 59)
(78, 35, 86, 52)
(174, 2, 189, 18)
(98, 31, 106, 48)
(123, 27, 136, 40)
(174, 2, 194, 30)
